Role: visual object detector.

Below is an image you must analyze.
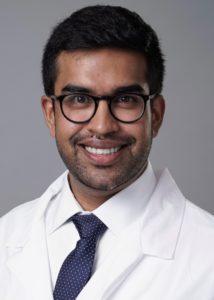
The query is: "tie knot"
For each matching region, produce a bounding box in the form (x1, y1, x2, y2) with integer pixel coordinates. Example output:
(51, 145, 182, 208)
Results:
(72, 213, 107, 239)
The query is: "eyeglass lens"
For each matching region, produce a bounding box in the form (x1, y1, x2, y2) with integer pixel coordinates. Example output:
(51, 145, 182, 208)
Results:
(61, 93, 146, 123)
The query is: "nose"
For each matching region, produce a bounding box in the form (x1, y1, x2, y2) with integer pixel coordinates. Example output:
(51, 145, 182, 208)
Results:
(86, 100, 120, 135)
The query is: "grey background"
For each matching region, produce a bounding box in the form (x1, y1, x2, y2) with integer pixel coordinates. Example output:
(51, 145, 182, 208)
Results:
(0, 0, 214, 217)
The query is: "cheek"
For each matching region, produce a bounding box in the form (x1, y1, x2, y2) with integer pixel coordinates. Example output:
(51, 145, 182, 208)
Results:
(139, 109, 152, 139)
(131, 122, 152, 152)
(54, 114, 83, 145)
(135, 123, 151, 144)
(127, 113, 152, 140)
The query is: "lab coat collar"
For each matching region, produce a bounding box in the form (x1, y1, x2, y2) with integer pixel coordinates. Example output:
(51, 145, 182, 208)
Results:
(5, 173, 68, 300)
(6, 166, 186, 259)
(5, 171, 67, 248)
(139, 168, 186, 259)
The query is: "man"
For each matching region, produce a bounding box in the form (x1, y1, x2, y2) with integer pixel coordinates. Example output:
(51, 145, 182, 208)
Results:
(0, 5, 214, 300)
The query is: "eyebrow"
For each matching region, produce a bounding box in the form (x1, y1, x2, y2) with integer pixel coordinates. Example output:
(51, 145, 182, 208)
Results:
(61, 84, 145, 95)
(61, 84, 91, 94)
(114, 84, 145, 94)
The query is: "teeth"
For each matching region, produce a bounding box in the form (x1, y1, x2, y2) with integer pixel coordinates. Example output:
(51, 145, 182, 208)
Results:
(85, 146, 120, 155)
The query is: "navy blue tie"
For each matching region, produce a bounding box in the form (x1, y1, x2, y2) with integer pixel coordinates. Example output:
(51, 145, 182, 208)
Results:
(53, 213, 107, 300)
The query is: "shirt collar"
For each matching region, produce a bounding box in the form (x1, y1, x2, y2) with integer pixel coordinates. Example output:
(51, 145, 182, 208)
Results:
(46, 161, 156, 236)
(45, 174, 83, 235)
(94, 161, 156, 235)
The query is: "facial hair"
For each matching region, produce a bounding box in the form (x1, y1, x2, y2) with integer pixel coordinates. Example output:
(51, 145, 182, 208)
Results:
(56, 131, 152, 192)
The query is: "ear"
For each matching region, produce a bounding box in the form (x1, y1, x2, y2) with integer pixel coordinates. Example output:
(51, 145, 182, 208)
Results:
(151, 95, 165, 138)
(41, 95, 56, 138)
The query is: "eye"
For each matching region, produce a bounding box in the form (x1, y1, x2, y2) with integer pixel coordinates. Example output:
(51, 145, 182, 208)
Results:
(118, 95, 133, 102)
(119, 94, 140, 102)
(114, 94, 141, 106)
(69, 94, 89, 103)
(64, 94, 93, 106)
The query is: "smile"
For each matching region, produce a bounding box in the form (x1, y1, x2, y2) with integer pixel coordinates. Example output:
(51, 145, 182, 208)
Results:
(85, 146, 121, 155)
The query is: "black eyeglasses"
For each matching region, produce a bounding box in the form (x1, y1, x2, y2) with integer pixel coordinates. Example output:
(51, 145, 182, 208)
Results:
(51, 92, 155, 124)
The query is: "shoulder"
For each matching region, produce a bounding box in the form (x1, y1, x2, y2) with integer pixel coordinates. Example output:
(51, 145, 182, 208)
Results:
(156, 167, 214, 242)
(184, 200, 214, 237)
(0, 198, 42, 246)
(179, 200, 214, 274)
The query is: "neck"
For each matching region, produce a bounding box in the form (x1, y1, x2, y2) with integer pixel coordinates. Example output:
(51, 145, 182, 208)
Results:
(68, 162, 148, 211)
(68, 175, 118, 211)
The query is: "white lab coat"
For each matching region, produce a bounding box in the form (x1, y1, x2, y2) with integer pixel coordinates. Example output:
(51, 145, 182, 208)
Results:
(1, 169, 214, 300)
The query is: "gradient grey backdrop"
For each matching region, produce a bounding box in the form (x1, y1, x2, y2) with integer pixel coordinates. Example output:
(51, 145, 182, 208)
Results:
(0, 0, 214, 216)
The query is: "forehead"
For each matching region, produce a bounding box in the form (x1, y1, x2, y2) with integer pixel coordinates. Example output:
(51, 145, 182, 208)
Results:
(55, 48, 147, 94)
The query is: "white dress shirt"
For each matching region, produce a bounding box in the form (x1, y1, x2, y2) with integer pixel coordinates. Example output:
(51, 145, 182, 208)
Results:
(45, 162, 157, 288)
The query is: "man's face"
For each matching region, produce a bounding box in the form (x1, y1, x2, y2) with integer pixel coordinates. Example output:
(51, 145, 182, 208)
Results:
(42, 49, 164, 193)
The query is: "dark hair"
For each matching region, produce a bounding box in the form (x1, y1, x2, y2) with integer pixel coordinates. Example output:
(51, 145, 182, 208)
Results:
(42, 5, 165, 96)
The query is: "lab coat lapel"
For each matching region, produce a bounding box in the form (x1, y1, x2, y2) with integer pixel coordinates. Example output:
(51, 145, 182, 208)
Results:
(5, 176, 66, 300)
(78, 168, 186, 299)
(78, 221, 143, 300)
(140, 168, 186, 258)
(7, 215, 53, 300)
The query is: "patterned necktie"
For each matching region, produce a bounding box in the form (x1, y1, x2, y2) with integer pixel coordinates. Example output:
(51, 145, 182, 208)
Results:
(53, 213, 107, 300)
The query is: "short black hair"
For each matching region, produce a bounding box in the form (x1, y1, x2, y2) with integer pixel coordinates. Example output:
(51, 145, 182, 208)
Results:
(42, 5, 165, 96)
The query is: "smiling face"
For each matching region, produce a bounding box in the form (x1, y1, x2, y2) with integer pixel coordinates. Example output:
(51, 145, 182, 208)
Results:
(42, 48, 165, 207)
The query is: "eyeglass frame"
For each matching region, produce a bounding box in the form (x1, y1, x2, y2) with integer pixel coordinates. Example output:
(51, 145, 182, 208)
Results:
(50, 92, 156, 124)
